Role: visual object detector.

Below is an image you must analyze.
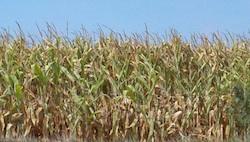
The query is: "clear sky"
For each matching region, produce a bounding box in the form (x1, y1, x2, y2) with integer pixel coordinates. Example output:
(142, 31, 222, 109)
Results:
(1, 1, 250, 41)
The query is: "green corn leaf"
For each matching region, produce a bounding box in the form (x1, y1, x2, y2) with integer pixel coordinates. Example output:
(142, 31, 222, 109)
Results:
(125, 87, 136, 103)
(147, 118, 155, 141)
(9, 75, 23, 100)
(70, 87, 88, 114)
(60, 66, 75, 82)
(127, 85, 148, 122)
(9, 75, 19, 86)
(15, 84, 23, 100)
(32, 64, 48, 85)
(73, 70, 81, 80)
(0, 71, 9, 85)
(52, 62, 60, 84)
(89, 78, 104, 94)
(80, 58, 85, 78)
(134, 71, 150, 90)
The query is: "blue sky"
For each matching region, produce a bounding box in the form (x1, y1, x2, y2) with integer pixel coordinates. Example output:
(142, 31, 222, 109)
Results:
(1, 1, 250, 41)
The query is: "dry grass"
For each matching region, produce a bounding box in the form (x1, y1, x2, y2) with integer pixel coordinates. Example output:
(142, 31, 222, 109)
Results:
(0, 25, 250, 141)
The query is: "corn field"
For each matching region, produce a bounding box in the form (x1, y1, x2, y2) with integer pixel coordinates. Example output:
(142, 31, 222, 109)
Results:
(0, 26, 250, 141)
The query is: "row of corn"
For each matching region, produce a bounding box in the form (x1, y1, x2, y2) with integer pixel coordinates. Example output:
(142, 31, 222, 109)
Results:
(0, 28, 250, 141)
